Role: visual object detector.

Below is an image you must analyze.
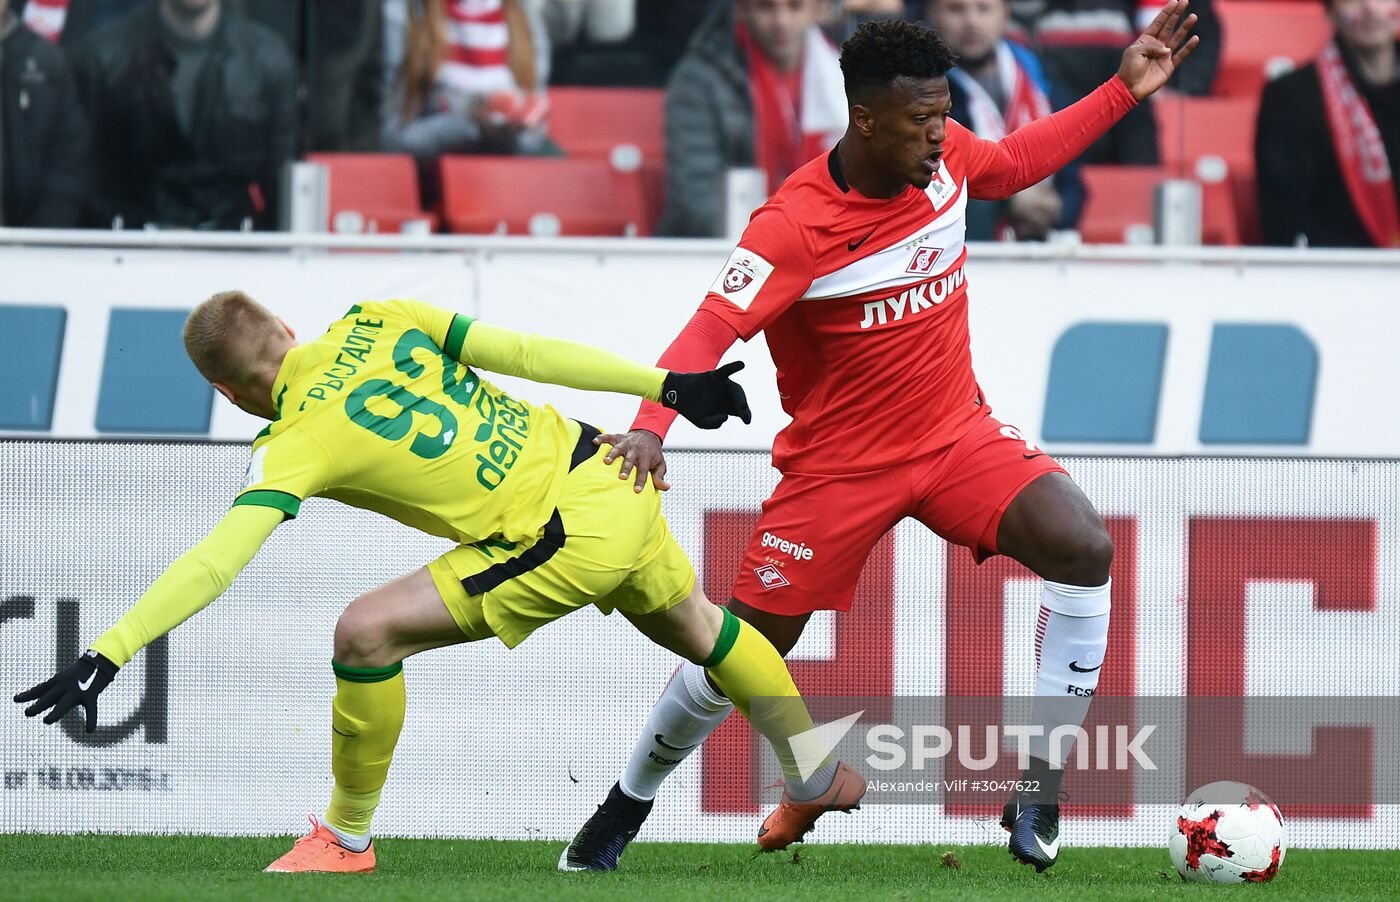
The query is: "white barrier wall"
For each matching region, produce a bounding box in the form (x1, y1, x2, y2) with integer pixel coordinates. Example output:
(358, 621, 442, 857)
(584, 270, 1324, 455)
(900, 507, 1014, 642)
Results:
(1, 443, 1396, 847)
(2, 235, 1399, 456)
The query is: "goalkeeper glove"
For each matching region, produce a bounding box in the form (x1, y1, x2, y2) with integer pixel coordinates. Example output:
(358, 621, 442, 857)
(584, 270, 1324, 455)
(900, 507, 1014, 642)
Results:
(661, 361, 752, 429)
(14, 650, 119, 733)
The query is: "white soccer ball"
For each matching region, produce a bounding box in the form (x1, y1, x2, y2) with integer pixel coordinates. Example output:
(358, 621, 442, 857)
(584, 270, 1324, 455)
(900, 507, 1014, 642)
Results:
(1168, 781, 1286, 884)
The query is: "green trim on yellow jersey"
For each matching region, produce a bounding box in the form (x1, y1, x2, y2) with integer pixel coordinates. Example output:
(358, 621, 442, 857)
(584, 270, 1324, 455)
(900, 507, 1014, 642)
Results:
(233, 489, 301, 519)
(347, 304, 364, 316)
(444, 314, 473, 360)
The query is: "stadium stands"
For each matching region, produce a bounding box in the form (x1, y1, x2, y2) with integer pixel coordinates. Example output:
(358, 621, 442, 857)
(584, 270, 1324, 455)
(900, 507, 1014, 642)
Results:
(1078, 165, 1166, 245)
(1212, 1, 1331, 100)
(543, 87, 668, 230)
(439, 156, 652, 236)
(1154, 95, 1259, 245)
(546, 87, 665, 163)
(1080, 163, 1246, 247)
(6, 1, 1354, 244)
(1155, 96, 1256, 179)
(305, 153, 438, 234)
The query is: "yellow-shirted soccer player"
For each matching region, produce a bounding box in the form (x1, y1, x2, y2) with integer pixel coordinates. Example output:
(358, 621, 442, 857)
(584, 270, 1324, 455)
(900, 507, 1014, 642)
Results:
(13, 292, 861, 874)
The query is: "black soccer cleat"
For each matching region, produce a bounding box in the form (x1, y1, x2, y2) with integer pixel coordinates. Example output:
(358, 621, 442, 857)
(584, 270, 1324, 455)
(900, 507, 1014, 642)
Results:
(1001, 797, 1061, 872)
(558, 782, 653, 872)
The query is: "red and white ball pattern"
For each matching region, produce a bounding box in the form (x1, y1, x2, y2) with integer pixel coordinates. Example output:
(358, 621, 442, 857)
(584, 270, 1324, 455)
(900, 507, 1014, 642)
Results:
(1169, 782, 1286, 883)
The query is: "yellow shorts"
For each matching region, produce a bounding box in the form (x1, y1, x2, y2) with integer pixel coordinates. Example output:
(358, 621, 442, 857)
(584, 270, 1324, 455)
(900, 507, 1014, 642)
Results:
(428, 433, 696, 648)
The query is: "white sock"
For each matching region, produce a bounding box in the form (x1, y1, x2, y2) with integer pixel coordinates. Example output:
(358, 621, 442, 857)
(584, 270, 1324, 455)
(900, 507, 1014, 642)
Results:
(323, 817, 371, 852)
(619, 662, 734, 802)
(1029, 579, 1111, 770)
(787, 753, 839, 802)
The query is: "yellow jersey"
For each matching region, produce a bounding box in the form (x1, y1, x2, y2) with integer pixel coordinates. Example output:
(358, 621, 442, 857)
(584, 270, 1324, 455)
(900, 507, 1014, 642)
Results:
(236, 299, 584, 546)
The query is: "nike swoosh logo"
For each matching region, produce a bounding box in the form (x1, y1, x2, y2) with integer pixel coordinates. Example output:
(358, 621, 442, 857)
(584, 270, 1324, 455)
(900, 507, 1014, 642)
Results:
(847, 229, 876, 252)
(77, 671, 97, 691)
(654, 733, 699, 753)
(1022, 453, 1043, 460)
(1068, 660, 1103, 673)
(1036, 834, 1061, 858)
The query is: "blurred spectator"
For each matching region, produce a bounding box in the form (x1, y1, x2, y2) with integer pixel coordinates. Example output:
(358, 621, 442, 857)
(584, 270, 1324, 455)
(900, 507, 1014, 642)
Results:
(301, 0, 384, 152)
(660, 0, 846, 237)
(66, 0, 295, 229)
(381, 0, 552, 168)
(1007, 0, 1218, 95)
(550, 0, 707, 86)
(32, 0, 146, 46)
(1, 0, 89, 226)
(926, 0, 1066, 239)
(820, 0, 907, 43)
(1256, 0, 1400, 248)
(1005, 0, 1162, 164)
(532, 0, 633, 46)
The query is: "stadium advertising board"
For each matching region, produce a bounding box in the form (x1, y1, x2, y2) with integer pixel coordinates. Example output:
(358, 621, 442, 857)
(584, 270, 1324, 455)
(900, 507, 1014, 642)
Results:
(2, 443, 1396, 848)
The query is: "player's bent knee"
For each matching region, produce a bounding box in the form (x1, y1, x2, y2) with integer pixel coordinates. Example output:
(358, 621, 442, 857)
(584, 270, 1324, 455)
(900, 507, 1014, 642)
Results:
(1082, 525, 1115, 570)
(623, 584, 724, 664)
(1055, 526, 1114, 587)
(333, 603, 399, 668)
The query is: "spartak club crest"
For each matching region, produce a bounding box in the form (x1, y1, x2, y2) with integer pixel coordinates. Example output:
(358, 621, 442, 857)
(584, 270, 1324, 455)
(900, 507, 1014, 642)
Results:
(722, 259, 758, 293)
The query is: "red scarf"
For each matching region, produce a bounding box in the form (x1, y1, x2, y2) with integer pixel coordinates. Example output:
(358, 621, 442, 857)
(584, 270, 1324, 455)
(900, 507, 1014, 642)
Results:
(739, 23, 825, 191)
(21, 0, 70, 42)
(947, 42, 1051, 141)
(1317, 41, 1400, 248)
(1004, 54, 1052, 134)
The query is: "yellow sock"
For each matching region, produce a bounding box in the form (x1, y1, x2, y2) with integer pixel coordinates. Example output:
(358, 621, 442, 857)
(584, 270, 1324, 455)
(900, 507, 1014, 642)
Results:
(703, 609, 833, 789)
(325, 661, 406, 838)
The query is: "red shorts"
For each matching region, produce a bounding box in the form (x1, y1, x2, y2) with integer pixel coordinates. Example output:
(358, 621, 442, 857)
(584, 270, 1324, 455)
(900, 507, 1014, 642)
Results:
(731, 413, 1066, 616)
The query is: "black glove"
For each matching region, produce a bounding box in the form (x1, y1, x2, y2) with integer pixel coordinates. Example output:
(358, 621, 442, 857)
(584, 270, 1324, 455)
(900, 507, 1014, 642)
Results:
(13, 650, 119, 733)
(661, 361, 752, 429)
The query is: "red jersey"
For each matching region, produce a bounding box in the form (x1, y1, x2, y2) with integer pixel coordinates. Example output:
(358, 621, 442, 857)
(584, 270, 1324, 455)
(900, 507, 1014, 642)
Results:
(635, 78, 1137, 475)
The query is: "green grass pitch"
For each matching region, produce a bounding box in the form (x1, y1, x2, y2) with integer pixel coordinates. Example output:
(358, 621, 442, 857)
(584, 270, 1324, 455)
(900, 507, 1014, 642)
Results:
(2, 835, 1396, 901)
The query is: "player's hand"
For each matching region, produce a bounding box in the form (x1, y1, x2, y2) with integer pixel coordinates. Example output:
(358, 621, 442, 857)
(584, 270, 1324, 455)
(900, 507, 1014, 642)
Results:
(660, 361, 752, 430)
(1116, 0, 1200, 102)
(13, 650, 118, 734)
(594, 428, 670, 493)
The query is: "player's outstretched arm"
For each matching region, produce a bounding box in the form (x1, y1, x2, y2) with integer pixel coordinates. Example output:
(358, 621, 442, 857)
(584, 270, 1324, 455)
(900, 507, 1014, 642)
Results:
(600, 307, 745, 493)
(12, 504, 282, 733)
(965, 1, 1198, 200)
(459, 319, 751, 429)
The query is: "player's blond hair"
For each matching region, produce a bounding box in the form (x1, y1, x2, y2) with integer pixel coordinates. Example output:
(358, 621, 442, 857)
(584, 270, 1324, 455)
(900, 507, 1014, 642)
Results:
(183, 291, 289, 387)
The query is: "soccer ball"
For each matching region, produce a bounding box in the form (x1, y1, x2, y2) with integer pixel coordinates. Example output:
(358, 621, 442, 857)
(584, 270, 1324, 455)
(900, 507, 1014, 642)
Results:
(1168, 781, 1286, 883)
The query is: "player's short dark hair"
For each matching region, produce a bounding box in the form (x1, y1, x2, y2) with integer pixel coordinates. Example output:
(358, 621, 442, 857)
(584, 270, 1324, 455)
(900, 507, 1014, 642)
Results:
(839, 19, 957, 105)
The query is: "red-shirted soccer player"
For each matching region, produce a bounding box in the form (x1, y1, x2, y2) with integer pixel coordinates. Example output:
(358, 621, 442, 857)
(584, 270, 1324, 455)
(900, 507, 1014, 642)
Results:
(561, 3, 1198, 874)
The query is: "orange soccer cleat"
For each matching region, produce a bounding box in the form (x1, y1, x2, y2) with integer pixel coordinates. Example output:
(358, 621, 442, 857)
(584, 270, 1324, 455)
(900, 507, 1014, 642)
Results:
(757, 760, 867, 851)
(263, 815, 376, 874)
